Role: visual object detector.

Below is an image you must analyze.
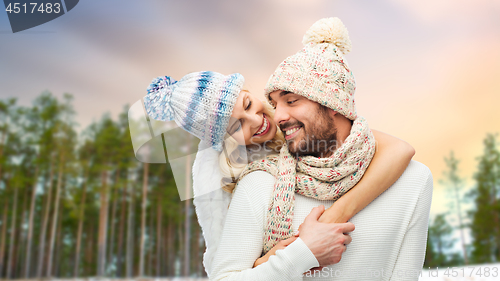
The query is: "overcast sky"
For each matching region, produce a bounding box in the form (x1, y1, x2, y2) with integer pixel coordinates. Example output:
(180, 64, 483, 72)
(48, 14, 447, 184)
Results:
(1, 0, 500, 222)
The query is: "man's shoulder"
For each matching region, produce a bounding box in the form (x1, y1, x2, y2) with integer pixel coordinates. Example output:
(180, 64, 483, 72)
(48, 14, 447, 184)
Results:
(399, 160, 433, 185)
(347, 160, 433, 229)
(391, 160, 433, 200)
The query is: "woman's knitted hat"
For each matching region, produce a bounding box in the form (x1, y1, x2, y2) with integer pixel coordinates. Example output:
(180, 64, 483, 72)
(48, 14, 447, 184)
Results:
(265, 17, 357, 120)
(143, 71, 244, 151)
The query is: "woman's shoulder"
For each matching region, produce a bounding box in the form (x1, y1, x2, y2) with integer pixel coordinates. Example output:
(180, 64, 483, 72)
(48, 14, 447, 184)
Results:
(235, 170, 274, 198)
(236, 170, 275, 192)
(233, 170, 275, 221)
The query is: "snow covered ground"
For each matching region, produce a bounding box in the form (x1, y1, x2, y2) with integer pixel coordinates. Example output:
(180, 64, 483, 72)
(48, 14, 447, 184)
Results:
(21, 277, 208, 281)
(11, 265, 500, 281)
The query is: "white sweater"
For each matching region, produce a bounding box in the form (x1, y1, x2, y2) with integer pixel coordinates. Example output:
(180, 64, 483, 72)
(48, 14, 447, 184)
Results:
(210, 160, 433, 281)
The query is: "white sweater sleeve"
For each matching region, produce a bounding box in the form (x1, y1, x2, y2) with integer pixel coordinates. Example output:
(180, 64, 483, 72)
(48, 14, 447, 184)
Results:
(192, 143, 232, 277)
(210, 171, 319, 281)
(390, 169, 433, 281)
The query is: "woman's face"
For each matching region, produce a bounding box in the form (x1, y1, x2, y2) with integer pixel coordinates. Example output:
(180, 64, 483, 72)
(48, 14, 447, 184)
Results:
(227, 90, 277, 146)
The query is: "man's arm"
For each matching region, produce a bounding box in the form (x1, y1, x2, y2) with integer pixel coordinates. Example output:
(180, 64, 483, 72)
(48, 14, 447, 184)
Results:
(389, 169, 433, 280)
(210, 171, 353, 280)
(255, 205, 354, 268)
(299, 205, 354, 265)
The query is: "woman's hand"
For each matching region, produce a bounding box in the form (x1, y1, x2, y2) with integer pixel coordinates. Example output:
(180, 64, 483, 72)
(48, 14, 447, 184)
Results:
(253, 233, 299, 267)
(317, 202, 348, 223)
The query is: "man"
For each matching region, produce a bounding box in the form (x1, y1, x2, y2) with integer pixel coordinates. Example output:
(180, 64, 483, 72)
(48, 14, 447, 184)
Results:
(210, 17, 433, 280)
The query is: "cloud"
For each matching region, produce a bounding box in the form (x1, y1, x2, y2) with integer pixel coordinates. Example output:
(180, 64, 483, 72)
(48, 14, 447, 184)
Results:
(1, 0, 499, 196)
(386, 0, 500, 23)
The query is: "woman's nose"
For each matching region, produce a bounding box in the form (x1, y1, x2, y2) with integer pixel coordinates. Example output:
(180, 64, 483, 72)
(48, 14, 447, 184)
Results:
(249, 112, 262, 128)
(248, 104, 263, 126)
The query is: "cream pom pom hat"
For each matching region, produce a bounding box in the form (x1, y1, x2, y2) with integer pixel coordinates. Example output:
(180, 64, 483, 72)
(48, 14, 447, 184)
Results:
(265, 17, 357, 120)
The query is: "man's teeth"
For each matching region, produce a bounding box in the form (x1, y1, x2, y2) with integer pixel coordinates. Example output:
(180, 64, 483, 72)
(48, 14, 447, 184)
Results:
(255, 116, 268, 135)
(285, 127, 300, 136)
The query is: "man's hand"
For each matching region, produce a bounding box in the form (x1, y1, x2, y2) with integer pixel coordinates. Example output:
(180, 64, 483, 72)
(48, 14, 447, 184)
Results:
(299, 205, 354, 267)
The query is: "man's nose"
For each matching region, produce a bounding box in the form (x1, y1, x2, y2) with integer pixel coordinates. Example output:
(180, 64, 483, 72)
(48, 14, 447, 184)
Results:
(273, 104, 290, 125)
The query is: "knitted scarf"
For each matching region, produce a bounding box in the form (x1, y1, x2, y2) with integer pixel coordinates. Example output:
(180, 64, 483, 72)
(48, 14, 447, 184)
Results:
(239, 116, 376, 254)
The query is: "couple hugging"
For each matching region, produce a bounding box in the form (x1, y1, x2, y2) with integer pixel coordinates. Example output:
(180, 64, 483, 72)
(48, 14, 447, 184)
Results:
(143, 17, 433, 280)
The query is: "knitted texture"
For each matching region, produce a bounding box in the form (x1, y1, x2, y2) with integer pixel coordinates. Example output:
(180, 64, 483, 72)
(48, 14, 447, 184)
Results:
(239, 116, 376, 253)
(210, 161, 433, 280)
(143, 71, 244, 151)
(265, 17, 357, 120)
(191, 142, 232, 278)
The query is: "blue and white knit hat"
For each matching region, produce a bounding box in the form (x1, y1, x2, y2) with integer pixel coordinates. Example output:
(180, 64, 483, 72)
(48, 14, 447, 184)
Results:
(143, 71, 244, 151)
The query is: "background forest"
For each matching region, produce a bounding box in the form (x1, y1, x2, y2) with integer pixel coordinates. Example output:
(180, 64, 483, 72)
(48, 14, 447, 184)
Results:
(1, 0, 499, 279)
(0, 93, 205, 278)
(0, 92, 499, 278)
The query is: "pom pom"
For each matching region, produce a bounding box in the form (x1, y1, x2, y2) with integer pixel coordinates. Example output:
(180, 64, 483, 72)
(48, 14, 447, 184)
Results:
(147, 76, 177, 95)
(302, 17, 352, 54)
(144, 76, 178, 121)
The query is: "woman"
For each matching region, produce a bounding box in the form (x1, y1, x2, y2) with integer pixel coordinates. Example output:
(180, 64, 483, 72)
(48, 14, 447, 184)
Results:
(143, 71, 414, 277)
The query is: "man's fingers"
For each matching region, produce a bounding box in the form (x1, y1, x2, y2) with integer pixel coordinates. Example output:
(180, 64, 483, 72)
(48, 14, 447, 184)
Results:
(339, 222, 355, 233)
(343, 234, 352, 245)
(304, 205, 325, 223)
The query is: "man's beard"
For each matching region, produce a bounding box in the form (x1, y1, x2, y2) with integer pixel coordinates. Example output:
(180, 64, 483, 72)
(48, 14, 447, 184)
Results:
(282, 106, 338, 158)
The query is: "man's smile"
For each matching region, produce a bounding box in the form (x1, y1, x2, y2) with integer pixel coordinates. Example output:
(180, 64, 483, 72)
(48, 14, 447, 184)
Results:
(283, 125, 302, 140)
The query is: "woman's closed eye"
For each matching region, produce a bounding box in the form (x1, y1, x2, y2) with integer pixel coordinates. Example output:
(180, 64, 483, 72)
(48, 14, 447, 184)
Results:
(245, 99, 252, 110)
(287, 99, 298, 105)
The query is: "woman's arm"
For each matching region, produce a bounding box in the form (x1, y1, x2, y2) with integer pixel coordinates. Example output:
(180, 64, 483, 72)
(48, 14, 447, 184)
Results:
(318, 130, 415, 223)
(253, 235, 299, 267)
(252, 130, 415, 267)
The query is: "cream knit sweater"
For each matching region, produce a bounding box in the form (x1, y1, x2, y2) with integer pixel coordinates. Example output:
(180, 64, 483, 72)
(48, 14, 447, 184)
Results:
(210, 160, 433, 281)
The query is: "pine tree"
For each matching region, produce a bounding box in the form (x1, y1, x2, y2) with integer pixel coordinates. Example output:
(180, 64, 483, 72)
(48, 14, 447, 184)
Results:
(440, 151, 469, 264)
(73, 140, 93, 277)
(424, 213, 457, 267)
(138, 162, 149, 277)
(31, 92, 66, 278)
(94, 114, 121, 277)
(0, 98, 17, 278)
(468, 133, 500, 263)
(47, 93, 77, 277)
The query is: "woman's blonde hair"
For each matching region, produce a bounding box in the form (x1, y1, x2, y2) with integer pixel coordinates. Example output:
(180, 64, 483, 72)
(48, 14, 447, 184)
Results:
(219, 100, 285, 193)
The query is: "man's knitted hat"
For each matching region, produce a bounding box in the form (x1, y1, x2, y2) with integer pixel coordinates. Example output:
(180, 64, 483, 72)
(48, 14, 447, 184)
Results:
(143, 71, 244, 151)
(265, 17, 357, 120)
